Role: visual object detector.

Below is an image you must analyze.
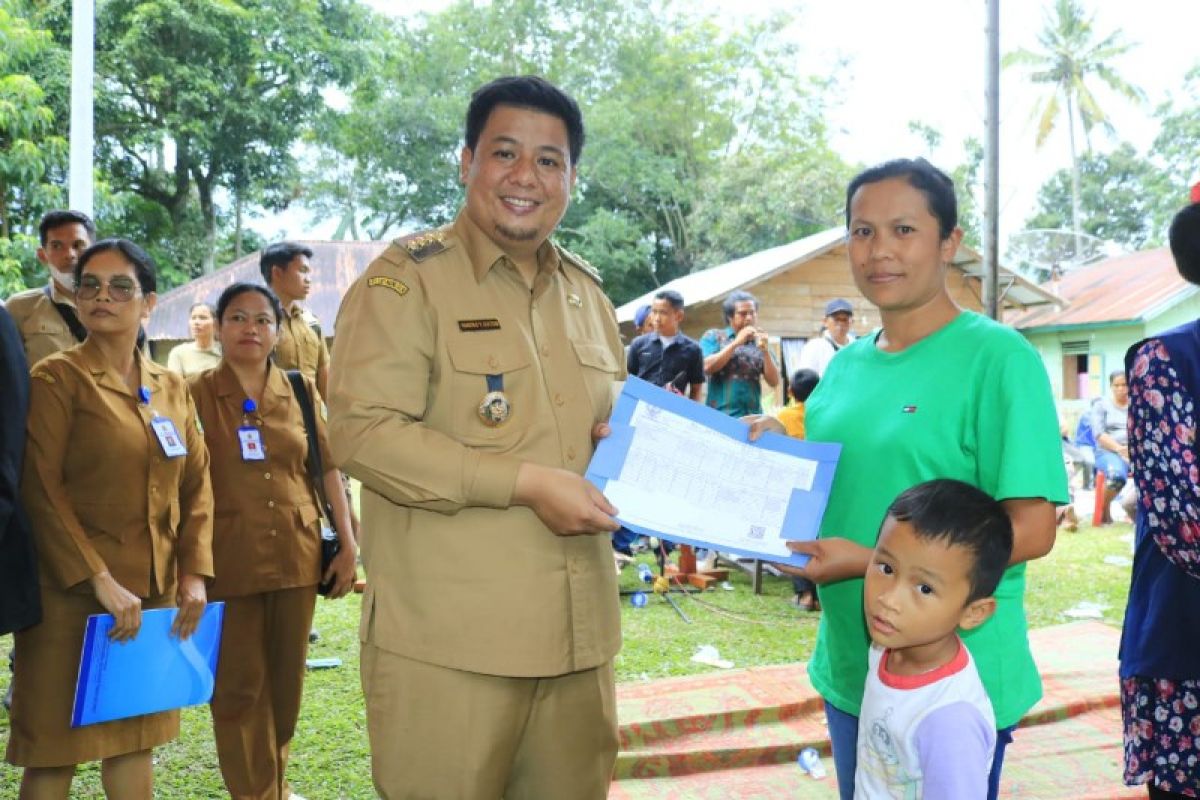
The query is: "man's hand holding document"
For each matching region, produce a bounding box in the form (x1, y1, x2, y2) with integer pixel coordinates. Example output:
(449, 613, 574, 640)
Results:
(586, 377, 839, 566)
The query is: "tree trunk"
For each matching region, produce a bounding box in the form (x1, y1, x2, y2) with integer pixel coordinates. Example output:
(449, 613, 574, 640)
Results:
(1065, 93, 1083, 260)
(234, 191, 243, 259)
(195, 173, 217, 274)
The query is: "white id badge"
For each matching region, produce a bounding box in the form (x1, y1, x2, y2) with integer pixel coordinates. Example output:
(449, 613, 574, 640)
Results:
(238, 426, 266, 461)
(151, 417, 188, 458)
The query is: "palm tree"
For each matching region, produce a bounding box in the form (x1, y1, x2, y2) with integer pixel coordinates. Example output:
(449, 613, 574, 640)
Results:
(1003, 0, 1145, 250)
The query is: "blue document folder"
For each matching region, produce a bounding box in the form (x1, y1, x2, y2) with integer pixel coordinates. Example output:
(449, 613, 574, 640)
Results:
(586, 377, 840, 566)
(71, 602, 224, 727)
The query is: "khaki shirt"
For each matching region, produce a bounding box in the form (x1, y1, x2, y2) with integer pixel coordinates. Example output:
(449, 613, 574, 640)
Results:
(275, 304, 329, 382)
(189, 362, 329, 598)
(328, 211, 625, 678)
(22, 338, 214, 597)
(167, 340, 222, 378)
(5, 283, 84, 367)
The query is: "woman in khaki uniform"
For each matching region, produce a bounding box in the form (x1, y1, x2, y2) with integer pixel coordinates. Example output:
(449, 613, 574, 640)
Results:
(8, 239, 213, 799)
(190, 282, 356, 800)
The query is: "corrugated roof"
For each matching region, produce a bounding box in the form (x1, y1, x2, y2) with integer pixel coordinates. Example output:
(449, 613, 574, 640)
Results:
(1007, 247, 1195, 332)
(146, 240, 389, 341)
(616, 227, 1060, 322)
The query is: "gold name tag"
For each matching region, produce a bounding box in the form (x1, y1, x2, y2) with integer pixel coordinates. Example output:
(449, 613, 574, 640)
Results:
(458, 319, 502, 332)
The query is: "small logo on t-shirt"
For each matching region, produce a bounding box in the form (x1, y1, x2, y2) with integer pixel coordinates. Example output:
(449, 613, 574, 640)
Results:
(901, 405, 917, 414)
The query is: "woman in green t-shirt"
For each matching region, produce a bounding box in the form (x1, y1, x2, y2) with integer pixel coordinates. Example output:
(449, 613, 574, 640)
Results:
(751, 158, 1067, 800)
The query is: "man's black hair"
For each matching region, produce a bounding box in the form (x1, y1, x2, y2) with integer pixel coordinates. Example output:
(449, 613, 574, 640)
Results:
(721, 290, 758, 323)
(465, 75, 585, 165)
(654, 289, 685, 311)
(1169, 202, 1200, 285)
(845, 158, 958, 240)
(259, 242, 313, 285)
(39, 210, 96, 246)
(884, 479, 1013, 604)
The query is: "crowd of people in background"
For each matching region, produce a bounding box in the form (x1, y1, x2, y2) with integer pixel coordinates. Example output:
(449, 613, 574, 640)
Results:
(0, 71, 1197, 800)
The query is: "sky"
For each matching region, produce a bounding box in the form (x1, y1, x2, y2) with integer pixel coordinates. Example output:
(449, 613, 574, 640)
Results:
(259, 0, 1200, 253)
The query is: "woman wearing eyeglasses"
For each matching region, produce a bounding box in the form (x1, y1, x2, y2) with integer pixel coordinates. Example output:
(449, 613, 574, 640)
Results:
(6, 239, 213, 800)
(189, 282, 356, 800)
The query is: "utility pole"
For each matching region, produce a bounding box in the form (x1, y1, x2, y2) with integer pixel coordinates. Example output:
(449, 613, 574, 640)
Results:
(69, 0, 95, 216)
(983, 0, 1001, 320)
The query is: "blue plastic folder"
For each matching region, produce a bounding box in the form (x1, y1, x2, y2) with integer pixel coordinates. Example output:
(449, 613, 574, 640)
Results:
(586, 377, 840, 567)
(71, 603, 224, 728)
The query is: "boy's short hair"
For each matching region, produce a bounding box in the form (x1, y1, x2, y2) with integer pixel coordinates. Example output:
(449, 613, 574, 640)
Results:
(654, 289, 685, 310)
(789, 368, 820, 403)
(885, 479, 1013, 603)
(259, 242, 313, 284)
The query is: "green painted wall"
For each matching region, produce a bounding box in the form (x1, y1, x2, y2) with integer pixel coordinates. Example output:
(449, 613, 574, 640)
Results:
(1019, 294, 1200, 417)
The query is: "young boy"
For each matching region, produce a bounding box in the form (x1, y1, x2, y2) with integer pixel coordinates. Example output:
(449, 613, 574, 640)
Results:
(855, 479, 1013, 799)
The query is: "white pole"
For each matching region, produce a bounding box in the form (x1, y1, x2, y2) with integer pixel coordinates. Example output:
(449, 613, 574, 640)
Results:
(69, 0, 95, 216)
(983, 0, 1000, 320)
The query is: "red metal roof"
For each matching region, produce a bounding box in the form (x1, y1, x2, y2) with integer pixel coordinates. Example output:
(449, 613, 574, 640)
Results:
(1007, 247, 1194, 331)
(146, 240, 389, 341)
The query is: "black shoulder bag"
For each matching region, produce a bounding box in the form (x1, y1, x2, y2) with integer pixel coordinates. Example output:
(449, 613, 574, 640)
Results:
(286, 370, 340, 596)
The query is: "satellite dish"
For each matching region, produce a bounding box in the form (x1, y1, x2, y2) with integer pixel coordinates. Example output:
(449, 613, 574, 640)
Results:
(1005, 228, 1113, 284)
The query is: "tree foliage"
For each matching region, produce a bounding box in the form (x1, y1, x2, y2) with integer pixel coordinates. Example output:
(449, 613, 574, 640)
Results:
(0, 4, 66, 245)
(1153, 65, 1200, 206)
(93, 0, 375, 277)
(308, 0, 850, 304)
(1024, 142, 1174, 250)
(1003, 0, 1144, 241)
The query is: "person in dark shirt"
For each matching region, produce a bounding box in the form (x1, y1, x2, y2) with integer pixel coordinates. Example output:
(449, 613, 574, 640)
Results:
(626, 290, 705, 400)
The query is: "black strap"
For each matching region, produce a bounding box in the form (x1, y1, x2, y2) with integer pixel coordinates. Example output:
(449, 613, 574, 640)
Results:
(43, 285, 87, 343)
(286, 370, 333, 520)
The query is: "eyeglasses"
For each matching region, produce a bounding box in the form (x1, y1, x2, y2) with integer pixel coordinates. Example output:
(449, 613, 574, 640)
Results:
(77, 275, 140, 302)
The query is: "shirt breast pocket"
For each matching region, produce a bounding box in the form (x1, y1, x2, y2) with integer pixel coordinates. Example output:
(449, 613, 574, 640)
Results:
(572, 341, 620, 422)
(445, 337, 532, 446)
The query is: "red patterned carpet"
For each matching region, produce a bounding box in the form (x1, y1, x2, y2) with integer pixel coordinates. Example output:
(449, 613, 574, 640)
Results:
(611, 621, 1137, 799)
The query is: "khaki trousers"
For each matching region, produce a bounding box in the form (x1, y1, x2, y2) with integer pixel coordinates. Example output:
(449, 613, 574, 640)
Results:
(210, 586, 317, 800)
(361, 643, 618, 800)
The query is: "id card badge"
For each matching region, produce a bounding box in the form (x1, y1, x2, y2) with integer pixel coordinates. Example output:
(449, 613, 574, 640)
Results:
(238, 426, 266, 461)
(151, 416, 188, 458)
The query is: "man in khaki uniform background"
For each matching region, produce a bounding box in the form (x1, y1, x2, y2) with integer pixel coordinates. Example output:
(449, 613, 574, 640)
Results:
(261, 242, 330, 399)
(328, 75, 625, 799)
(2, 208, 95, 711)
(4, 210, 95, 366)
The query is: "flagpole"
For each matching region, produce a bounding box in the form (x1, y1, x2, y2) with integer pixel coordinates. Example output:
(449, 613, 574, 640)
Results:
(69, 0, 95, 215)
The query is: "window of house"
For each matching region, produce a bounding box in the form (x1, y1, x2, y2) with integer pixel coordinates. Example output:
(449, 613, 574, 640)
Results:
(1061, 341, 1101, 399)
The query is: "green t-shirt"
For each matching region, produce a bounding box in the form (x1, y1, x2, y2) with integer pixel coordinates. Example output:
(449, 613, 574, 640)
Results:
(803, 311, 1069, 728)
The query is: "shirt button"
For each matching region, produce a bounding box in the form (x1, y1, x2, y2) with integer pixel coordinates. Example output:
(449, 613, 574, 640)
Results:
(268, 500, 276, 508)
(554, 393, 564, 406)
(488, 355, 499, 369)
(541, 344, 551, 357)
(566, 446, 577, 461)
(264, 472, 272, 480)
(269, 529, 278, 536)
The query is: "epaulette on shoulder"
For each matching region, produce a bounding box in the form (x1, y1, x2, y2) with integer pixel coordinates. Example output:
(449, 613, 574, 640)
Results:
(557, 245, 603, 286)
(393, 228, 453, 263)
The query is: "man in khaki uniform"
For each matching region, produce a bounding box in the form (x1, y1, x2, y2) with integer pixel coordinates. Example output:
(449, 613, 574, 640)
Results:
(261, 242, 330, 399)
(4, 210, 95, 366)
(328, 76, 625, 800)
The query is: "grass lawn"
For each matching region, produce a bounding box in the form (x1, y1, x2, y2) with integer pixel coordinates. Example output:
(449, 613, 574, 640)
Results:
(0, 521, 1133, 798)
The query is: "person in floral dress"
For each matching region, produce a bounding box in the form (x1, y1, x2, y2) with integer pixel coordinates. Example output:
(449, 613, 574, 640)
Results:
(1121, 197, 1200, 799)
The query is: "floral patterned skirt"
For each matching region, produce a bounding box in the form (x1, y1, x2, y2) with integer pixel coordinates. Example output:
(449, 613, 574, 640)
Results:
(1122, 675, 1200, 795)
